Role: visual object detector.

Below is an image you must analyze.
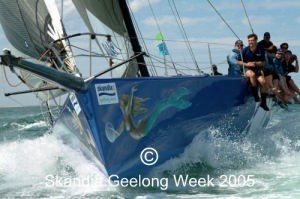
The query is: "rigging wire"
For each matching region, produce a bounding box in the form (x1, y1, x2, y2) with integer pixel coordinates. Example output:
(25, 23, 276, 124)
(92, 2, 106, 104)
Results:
(127, 3, 158, 76)
(46, 100, 54, 126)
(60, 0, 64, 21)
(149, 53, 214, 72)
(1, 66, 25, 107)
(239, 0, 254, 74)
(7, 96, 25, 107)
(147, 0, 163, 36)
(168, 0, 202, 74)
(206, 0, 248, 75)
(207, 43, 214, 75)
(89, 34, 233, 47)
(150, 56, 192, 74)
(147, 0, 178, 75)
(241, 0, 254, 34)
(206, 0, 241, 40)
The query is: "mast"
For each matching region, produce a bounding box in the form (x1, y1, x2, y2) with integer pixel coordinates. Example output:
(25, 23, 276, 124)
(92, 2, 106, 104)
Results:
(118, 0, 150, 77)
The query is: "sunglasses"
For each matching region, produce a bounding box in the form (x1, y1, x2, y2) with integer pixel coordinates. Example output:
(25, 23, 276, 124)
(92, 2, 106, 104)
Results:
(282, 46, 288, 49)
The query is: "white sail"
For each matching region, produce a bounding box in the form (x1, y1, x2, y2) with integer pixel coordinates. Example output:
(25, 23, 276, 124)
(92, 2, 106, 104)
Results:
(72, 0, 140, 77)
(0, 0, 77, 101)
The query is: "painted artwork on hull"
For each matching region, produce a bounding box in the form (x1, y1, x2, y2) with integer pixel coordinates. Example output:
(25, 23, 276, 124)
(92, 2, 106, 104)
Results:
(104, 84, 192, 142)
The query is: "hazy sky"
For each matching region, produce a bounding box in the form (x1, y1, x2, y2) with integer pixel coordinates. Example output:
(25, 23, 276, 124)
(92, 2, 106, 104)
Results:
(1, 0, 300, 107)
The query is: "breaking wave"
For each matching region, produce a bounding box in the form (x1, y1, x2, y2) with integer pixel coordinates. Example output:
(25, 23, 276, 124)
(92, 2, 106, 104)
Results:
(0, 105, 299, 198)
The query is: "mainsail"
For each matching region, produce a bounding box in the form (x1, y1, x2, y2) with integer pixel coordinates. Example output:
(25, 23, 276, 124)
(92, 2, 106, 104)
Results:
(0, 0, 77, 101)
(72, 0, 149, 77)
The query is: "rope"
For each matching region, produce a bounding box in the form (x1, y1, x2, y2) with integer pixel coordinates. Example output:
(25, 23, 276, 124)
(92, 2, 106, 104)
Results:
(37, 49, 50, 63)
(168, 0, 201, 74)
(1, 48, 50, 90)
(241, 0, 254, 34)
(20, 49, 51, 89)
(206, 0, 240, 40)
(1, 62, 24, 107)
(2, 64, 23, 87)
(1, 67, 24, 106)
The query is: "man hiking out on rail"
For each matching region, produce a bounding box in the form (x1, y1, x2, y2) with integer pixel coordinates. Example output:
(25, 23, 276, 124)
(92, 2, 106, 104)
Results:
(237, 33, 269, 111)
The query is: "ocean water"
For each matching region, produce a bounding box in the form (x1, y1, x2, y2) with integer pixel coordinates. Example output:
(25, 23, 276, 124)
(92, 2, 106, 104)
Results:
(0, 106, 299, 198)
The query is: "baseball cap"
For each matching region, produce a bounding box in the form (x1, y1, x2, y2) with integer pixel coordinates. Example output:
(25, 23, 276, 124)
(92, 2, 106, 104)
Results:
(264, 32, 270, 38)
(266, 45, 277, 53)
(286, 50, 292, 55)
(276, 49, 284, 54)
(235, 40, 243, 46)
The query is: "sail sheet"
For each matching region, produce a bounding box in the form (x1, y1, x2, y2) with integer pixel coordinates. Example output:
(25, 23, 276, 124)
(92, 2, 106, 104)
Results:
(72, 0, 139, 77)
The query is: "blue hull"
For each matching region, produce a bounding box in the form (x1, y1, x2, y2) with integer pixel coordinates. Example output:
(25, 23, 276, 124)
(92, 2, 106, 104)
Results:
(53, 75, 269, 178)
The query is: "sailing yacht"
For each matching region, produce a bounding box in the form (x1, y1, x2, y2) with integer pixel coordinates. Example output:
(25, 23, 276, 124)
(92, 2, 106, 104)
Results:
(0, 0, 269, 178)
